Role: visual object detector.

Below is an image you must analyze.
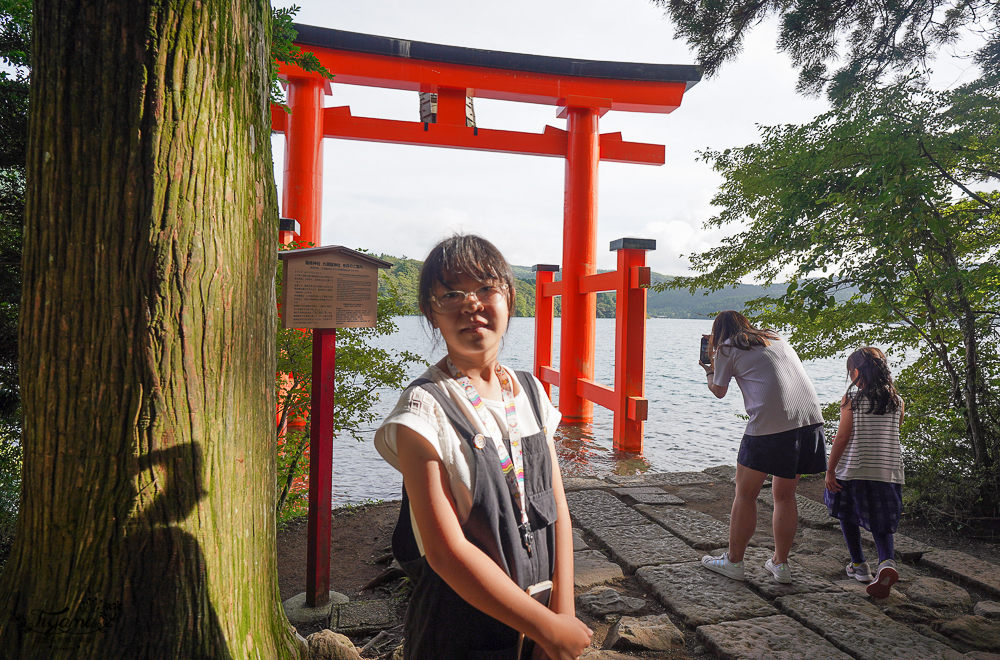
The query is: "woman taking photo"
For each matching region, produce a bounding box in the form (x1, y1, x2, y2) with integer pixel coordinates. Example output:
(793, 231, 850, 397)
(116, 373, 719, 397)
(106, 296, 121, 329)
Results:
(699, 310, 825, 584)
(375, 235, 591, 660)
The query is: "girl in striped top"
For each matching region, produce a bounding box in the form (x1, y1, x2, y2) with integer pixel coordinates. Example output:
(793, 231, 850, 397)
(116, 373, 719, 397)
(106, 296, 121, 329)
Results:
(825, 347, 905, 599)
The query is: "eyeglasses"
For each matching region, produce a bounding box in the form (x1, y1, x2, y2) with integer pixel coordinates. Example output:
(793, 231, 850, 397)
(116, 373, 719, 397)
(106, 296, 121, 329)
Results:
(430, 283, 507, 312)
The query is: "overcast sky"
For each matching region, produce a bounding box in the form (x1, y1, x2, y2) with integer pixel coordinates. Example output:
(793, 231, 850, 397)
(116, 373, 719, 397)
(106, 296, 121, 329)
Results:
(271, 0, 982, 277)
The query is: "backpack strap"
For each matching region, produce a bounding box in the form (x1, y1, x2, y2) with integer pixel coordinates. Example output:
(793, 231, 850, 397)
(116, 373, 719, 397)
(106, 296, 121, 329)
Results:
(515, 370, 547, 433)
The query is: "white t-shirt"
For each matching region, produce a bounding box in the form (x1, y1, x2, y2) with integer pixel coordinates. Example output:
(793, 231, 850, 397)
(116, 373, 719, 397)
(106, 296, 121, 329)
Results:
(713, 337, 823, 436)
(374, 364, 561, 553)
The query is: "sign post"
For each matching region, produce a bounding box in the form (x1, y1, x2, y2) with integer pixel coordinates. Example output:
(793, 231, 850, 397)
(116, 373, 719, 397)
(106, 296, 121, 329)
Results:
(278, 245, 391, 608)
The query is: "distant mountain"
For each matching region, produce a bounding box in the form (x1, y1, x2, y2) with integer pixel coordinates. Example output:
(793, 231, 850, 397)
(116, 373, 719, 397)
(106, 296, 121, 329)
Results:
(379, 255, 784, 319)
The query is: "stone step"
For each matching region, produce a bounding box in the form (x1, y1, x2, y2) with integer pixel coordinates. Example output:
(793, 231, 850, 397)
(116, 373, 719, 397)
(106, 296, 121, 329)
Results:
(574, 549, 624, 589)
(566, 490, 649, 532)
(635, 561, 777, 627)
(702, 464, 737, 483)
(740, 547, 844, 599)
(612, 486, 684, 505)
(697, 614, 855, 660)
(562, 476, 609, 491)
(776, 591, 957, 660)
(757, 490, 838, 529)
(605, 471, 715, 487)
(921, 549, 1000, 598)
(589, 523, 701, 574)
(634, 504, 730, 550)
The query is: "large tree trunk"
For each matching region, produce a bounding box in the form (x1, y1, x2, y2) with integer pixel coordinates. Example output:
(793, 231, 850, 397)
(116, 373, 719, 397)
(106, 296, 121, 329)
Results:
(0, 1, 304, 658)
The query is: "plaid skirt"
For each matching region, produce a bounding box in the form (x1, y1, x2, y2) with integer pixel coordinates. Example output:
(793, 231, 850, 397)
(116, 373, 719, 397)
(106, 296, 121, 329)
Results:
(824, 479, 902, 534)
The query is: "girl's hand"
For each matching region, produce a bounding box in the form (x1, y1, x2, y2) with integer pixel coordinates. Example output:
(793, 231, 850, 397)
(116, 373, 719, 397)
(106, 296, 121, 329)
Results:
(825, 471, 842, 493)
(535, 613, 592, 660)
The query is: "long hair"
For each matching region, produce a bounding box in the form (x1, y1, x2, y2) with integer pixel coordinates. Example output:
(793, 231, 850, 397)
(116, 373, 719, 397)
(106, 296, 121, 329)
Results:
(846, 347, 900, 415)
(711, 310, 779, 355)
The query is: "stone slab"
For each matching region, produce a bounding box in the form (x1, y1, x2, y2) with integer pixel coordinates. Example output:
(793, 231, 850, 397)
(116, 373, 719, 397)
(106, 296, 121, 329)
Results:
(331, 600, 397, 636)
(572, 528, 589, 551)
(922, 550, 1000, 598)
(906, 577, 973, 610)
(740, 546, 843, 598)
(603, 614, 685, 651)
(635, 562, 777, 627)
(574, 549, 624, 589)
(776, 591, 957, 660)
(590, 524, 700, 573)
(976, 601, 1000, 620)
(611, 487, 684, 505)
(605, 471, 715, 486)
(936, 615, 1000, 651)
(702, 464, 737, 482)
(566, 490, 648, 531)
(758, 491, 838, 529)
(577, 586, 646, 617)
(697, 614, 854, 660)
(675, 486, 718, 502)
(562, 476, 609, 491)
(635, 504, 730, 550)
(861, 528, 935, 560)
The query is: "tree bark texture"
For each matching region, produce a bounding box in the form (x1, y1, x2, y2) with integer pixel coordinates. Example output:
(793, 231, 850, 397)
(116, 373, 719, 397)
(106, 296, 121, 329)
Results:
(0, 1, 304, 658)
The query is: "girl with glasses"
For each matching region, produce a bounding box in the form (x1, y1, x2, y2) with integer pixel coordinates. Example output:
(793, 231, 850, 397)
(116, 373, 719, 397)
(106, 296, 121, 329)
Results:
(375, 234, 591, 660)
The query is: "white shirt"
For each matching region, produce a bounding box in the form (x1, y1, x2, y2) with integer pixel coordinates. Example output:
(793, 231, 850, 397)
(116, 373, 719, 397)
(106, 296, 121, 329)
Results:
(374, 364, 562, 553)
(713, 337, 824, 436)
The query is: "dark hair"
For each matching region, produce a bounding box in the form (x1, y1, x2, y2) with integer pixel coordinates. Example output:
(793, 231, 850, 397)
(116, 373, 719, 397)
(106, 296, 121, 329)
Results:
(417, 234, 516, 326)
(846, 347, 899, 415)
(711, 310, 779, 355)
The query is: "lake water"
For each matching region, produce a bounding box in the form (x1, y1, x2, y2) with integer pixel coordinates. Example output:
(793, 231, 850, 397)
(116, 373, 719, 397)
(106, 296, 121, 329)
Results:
(329, 317, 851, 506)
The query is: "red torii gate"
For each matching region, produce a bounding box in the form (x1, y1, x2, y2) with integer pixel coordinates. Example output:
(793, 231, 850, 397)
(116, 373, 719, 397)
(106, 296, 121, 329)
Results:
(272, 25, 699, 604)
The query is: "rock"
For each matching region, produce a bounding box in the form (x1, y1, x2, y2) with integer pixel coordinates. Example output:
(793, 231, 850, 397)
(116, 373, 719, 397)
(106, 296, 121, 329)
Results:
(881, 602, 944, 624)
(580, 650, 634, 660)
(577, 586, 646, 617)
(697, 613, 854, 659)
(574, 549, 625, 588)
(307, 630, 361, 660)
(605, 471, 714, 486)
(739, 547, 842, 598)
(976, 601, 1000, 620)
(572, 528, 589, 551)
(675, 486, 717, 502)
(635, 562, 777, 627)
(936, 615, 1000, 651)
(283, 591, 350, 629)
(922, 550, 1000, 598)
(964, 653, 1000, 660)
(562, 477, 608, 491)
(776, 592, 957, 660)
(702, 464, 737, 482)
(589, 523, 700, 573)
(612, 487, 685, 505)
(330, 600, 397, 636)
(634, 504, 730, 550)
(602, 614, 684, 651)
(566, 490, 649, 531)
(906, 578, 973, 611)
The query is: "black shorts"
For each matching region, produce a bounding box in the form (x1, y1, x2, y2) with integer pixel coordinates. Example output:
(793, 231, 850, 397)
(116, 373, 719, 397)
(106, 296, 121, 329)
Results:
(737, 423, 827, 480)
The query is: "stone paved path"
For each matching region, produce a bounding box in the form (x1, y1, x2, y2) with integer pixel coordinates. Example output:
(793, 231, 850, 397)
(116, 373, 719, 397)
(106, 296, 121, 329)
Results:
(568, 468, 1000, 659)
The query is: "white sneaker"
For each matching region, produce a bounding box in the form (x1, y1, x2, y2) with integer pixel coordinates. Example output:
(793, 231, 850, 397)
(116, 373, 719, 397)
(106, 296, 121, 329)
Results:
(702, 552, 745, 581)
(846, 561, 873, 582)
(765, 557, 792, 584)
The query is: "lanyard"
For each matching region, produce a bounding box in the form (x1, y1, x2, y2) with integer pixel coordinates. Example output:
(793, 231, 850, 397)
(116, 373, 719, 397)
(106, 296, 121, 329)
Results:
(446, 358, 534, 555)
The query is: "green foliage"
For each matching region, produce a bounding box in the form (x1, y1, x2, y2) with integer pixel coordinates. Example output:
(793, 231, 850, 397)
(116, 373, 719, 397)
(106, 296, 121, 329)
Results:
(269, 5, 335, 109)
(662, 76, 1000, 518)
(274, 243, 424, 516)
(0, 0, 28, 566)
(653, 0, 999, 99)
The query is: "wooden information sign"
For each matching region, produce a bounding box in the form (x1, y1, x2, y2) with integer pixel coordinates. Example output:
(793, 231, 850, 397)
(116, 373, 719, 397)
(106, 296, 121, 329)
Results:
(278, 245, 391, 329)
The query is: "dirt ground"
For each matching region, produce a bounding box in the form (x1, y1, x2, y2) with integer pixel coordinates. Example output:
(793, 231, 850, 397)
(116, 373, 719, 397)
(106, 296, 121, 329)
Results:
(276, 473, 1000, 651)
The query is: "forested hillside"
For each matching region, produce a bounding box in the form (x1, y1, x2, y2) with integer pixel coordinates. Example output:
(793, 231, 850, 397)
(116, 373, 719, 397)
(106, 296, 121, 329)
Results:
(378, 255, 783, 319)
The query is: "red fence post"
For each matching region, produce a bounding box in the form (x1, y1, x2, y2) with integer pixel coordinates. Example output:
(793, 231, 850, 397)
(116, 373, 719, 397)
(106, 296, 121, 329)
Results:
(532, 265, 559, 398)
(611, 238, 654, 452)
(306, 328, 336, 607)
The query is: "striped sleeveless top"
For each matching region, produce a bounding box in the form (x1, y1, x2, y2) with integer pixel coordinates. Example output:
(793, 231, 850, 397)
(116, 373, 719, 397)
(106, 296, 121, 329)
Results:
(835, 395, 905, 484)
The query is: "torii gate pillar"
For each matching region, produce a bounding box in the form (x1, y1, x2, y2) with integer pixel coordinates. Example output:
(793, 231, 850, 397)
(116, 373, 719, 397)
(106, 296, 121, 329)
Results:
(560, 106, 601, 422)
(281, 77, 325, 247)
